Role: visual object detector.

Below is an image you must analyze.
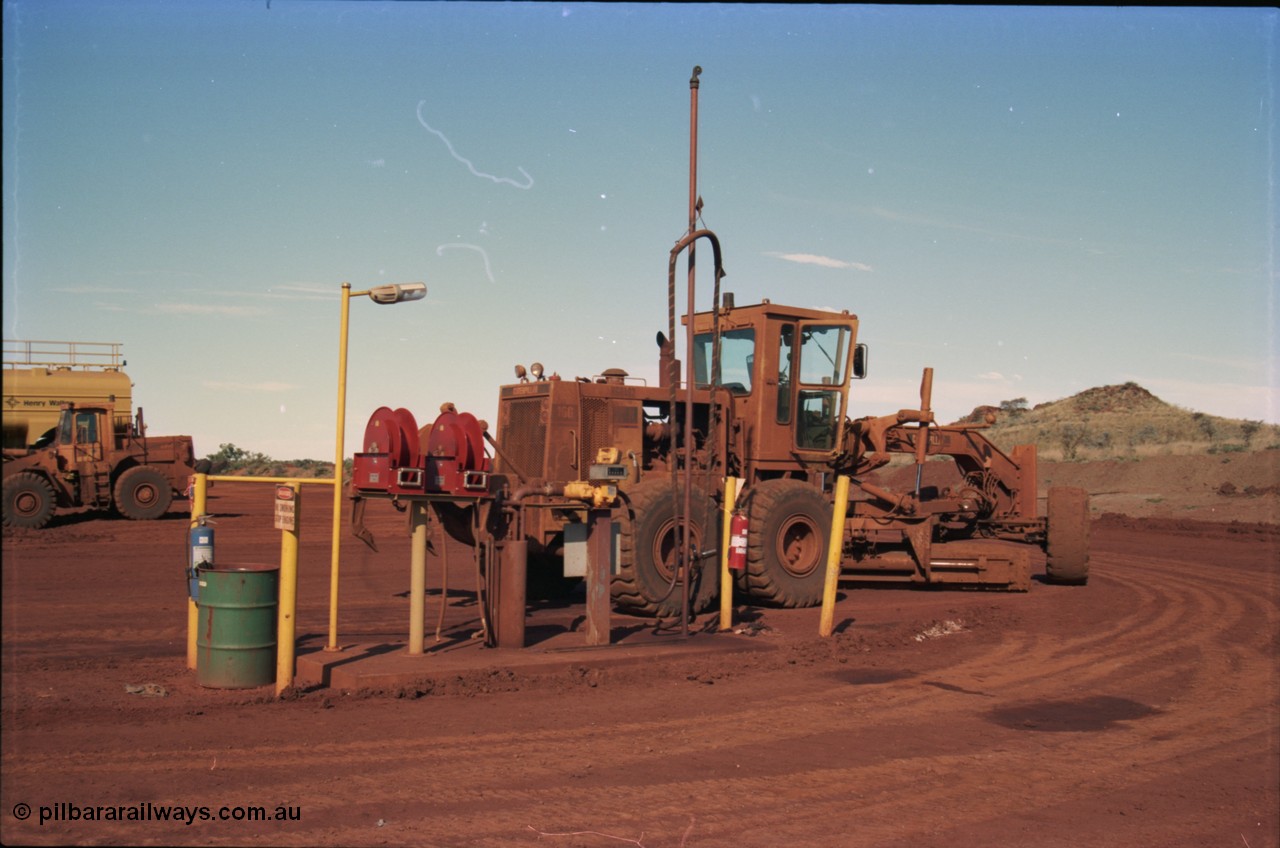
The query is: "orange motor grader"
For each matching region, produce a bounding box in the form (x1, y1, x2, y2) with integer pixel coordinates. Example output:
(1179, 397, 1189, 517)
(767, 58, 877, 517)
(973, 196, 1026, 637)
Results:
(490, 289, 1089, 619)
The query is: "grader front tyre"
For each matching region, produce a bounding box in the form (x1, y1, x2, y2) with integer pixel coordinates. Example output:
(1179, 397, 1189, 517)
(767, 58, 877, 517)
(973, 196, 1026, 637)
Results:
(113, 466, 173, 521)
(1046, 486, 1090, 585)
(3, 472, 56, 529)
(741, 478, 831, 608)
(613, 480, 719, 618)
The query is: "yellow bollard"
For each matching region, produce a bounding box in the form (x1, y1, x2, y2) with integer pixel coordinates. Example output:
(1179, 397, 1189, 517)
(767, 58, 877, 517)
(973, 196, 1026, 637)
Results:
(186, 473, 208, 671)
(819, 475, 851, 637)
(408, 502, 429, 655)
(275, 482, 301, 695)
(719, 476, 738, 631)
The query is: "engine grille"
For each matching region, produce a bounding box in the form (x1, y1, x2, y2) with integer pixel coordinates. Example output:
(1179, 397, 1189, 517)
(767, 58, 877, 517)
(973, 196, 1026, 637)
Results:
(500, 397, 547, 478)
(580, 397, 612, 474)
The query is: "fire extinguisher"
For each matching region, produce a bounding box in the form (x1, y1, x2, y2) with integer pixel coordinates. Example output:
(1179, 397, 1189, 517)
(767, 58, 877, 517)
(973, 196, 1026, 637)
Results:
(728, 512, 748, 571)
(189, 518, 214, 601)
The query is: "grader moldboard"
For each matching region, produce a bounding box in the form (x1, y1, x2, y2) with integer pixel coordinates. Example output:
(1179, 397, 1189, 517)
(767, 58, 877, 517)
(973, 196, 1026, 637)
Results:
(349, 66, 1088, 641)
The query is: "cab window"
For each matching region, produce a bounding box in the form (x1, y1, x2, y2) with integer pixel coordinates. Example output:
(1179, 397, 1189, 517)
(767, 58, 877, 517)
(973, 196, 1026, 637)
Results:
(693, 329, 755, 395)
(794, 324, 852, 451)
(776, 324, 794, 424)
(798, 325, 850, 386)
(74, 412, 98, 445)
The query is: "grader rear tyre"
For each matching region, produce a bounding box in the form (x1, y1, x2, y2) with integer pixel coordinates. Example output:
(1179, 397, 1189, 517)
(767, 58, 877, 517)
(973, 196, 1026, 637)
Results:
(113, 466, 173, 521)
(612, 480, 719, 618)
(1046, 486, 1090, 585)
(740, 478, 831, 608)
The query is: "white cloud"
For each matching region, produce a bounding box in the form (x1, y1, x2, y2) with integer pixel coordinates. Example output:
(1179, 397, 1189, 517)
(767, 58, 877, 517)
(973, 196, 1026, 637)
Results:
(865, 205, 1080, 248)
(763, 251, 873, 271)
(52, 285, 139, 295)
(202, 380, 299, 393)
(155, 303, 265, 317)
(261, 282, 335, 301)
(1126, 376, 1278, 424)
(1168, 351, 1271, 374)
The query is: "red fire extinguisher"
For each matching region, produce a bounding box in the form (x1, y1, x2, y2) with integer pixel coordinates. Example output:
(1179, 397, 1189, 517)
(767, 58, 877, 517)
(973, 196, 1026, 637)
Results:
(728, 512, 748, 571)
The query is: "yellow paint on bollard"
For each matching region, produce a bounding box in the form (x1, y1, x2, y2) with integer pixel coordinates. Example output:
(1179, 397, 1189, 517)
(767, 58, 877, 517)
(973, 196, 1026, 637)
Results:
(819, 475, 851, 638)
(408, 502, 429, 655)
(275, 482, 301, 695)
(186, 473, 208, 671)
(719, 476, 738, 631)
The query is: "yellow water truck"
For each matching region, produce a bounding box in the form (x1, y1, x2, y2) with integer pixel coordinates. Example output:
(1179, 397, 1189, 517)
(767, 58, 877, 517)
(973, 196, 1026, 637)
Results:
(2, 340, 132, 449)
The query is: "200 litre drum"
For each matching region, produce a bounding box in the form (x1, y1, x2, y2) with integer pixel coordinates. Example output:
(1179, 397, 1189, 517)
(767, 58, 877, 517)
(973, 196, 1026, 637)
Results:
(196, 563, 278, 688)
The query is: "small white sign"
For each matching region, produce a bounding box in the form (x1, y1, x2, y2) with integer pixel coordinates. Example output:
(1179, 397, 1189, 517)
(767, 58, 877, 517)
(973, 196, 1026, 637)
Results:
(274, 487, 298, 531)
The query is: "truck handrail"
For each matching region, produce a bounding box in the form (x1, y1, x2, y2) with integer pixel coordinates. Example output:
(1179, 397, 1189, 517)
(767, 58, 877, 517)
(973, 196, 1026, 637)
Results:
(2, 340, 125, 370)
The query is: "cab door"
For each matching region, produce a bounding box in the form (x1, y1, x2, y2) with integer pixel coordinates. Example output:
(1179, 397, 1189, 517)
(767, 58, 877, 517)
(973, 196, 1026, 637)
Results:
(791, 322, 855, 453)
(55, 410, 110, 505)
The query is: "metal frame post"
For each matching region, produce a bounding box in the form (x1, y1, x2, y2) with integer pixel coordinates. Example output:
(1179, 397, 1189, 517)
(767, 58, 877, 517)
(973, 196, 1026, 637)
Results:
(585, 509, 613, 646)
(276, 481, 301, 694)
(408, 502, 429, 654)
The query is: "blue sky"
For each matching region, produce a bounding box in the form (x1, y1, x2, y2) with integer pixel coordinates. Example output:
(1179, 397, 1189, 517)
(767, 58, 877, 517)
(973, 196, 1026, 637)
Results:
(3, 2, 1276, 460)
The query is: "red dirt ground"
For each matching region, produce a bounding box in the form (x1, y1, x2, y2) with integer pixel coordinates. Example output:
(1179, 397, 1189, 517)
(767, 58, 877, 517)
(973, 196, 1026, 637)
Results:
(2, 454, 1277, 847)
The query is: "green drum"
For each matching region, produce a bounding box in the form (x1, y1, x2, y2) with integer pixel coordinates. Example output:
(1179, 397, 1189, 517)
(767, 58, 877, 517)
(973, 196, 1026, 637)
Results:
(196, 563, 278, 689)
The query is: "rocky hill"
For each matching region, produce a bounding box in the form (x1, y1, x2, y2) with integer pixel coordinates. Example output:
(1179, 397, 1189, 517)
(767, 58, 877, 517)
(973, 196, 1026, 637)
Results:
(952, 382, 1280, 461)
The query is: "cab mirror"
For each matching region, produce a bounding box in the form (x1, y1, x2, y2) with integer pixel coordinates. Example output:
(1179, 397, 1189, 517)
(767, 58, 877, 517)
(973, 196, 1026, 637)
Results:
(852, 343, 868, 379)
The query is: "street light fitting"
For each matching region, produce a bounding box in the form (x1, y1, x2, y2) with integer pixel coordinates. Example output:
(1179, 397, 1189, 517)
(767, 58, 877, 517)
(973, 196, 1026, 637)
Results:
(367, 282, 427, 305)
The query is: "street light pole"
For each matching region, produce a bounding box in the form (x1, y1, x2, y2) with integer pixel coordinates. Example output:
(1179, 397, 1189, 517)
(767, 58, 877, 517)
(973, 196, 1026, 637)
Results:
(326, 281, 426, 653)
(326, 283, 353, 652)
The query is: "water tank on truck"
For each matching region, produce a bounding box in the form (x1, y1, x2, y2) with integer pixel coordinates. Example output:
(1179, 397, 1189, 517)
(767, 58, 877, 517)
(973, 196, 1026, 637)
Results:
(2, 340, 132, 449)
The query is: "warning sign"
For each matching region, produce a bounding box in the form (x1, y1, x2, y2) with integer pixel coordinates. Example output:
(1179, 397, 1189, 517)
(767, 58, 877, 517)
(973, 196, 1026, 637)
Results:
(274, 486, 298, 531)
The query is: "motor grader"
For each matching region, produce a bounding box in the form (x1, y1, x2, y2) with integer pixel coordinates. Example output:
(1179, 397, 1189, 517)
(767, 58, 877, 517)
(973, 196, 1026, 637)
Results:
(490, 293, 1088, 618)
(349, 65, 1088, 623)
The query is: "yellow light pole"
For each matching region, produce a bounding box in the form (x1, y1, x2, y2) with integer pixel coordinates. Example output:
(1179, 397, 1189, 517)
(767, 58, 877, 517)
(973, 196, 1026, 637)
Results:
(326, 281, 426, 652)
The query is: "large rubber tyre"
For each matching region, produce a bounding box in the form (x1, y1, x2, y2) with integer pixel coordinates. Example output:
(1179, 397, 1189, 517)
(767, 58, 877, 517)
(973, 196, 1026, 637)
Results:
(3, 472, 56, 529)
(1045, 486, 1090, 585)
(613, 480, 719, 618)
(113, 466, 173, 521)
(740, 478, 831, 608)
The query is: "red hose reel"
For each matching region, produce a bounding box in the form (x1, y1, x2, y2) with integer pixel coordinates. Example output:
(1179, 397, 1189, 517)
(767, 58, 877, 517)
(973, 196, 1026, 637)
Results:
(352, 404, 490, 496)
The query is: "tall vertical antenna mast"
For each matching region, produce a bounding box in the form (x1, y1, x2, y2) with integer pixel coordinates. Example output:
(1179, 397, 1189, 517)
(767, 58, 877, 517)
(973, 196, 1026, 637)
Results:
(679, 65, 702, 637)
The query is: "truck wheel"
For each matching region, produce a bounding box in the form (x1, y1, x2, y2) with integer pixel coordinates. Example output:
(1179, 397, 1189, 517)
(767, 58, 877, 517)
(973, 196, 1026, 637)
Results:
(613, 480, 719, 618)
(113, 466, 173, 521)
(741, 478, 831, 608)
(1045, 486, 1090, 585)
(3, 472, 56, 529)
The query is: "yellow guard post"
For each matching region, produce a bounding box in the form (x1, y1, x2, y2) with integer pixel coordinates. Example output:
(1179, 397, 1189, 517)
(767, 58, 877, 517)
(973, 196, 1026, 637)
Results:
(186, 472, 208, 670)
(819, 475, 851, 637)
(275, 481, 301, 694)
(719, 476, 737, 631)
